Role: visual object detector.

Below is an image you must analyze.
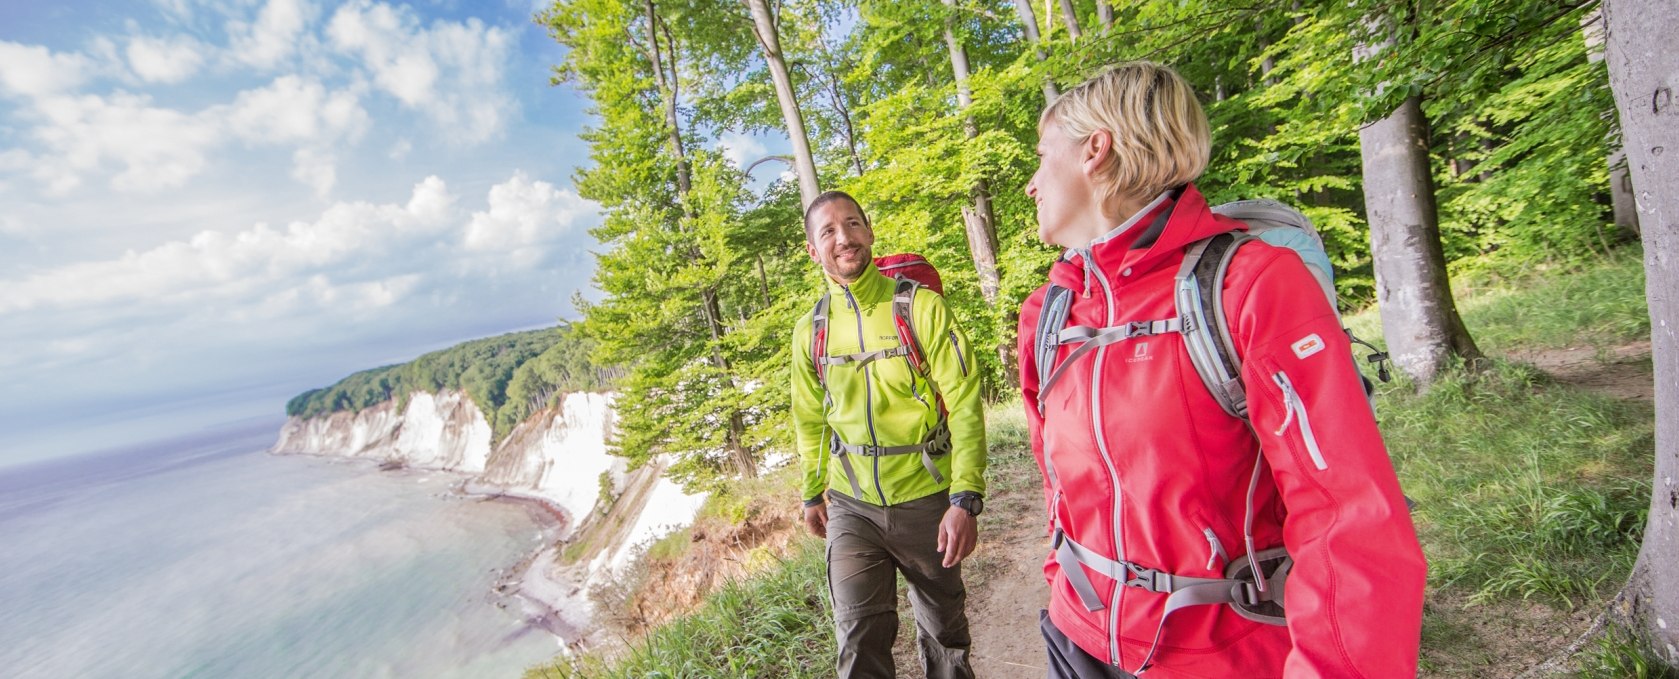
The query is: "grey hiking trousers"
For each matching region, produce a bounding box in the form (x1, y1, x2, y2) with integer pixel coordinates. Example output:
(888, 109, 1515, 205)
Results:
(826, 490, 974, 679)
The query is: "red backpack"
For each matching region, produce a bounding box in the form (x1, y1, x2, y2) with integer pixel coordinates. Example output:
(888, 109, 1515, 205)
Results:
(810, 254, 942, 387)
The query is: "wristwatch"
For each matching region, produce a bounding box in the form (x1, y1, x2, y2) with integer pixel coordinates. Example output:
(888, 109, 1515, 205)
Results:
(951, 492, 983, 517)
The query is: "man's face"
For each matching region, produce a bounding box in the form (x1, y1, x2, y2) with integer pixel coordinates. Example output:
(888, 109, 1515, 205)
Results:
(805, 199, 875, 283)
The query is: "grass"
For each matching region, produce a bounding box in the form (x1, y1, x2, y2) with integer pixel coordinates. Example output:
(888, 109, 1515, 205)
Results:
(1573, 623, 1679, 679)
(525, 541, 836, 679)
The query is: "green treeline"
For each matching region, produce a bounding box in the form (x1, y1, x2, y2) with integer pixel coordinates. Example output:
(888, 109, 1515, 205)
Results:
(286, 324, 613, 442)
(538, 0, 1633, 491)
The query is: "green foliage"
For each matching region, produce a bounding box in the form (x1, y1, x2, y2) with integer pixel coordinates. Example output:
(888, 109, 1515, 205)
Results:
(525, 541, 836, 679)
(285, 325, 612, 444)
(537, 0, 1635, 490)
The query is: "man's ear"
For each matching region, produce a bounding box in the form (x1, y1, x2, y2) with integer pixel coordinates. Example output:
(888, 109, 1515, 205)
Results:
(805, 239, 819, 262)
(1083, 129, 1112, 177)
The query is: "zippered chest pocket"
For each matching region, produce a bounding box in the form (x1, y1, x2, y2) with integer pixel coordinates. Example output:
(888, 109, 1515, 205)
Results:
(1270, 369, 1327, 471)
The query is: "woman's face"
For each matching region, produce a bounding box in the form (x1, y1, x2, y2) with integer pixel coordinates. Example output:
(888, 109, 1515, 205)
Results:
(1026, 118, 1100, 249)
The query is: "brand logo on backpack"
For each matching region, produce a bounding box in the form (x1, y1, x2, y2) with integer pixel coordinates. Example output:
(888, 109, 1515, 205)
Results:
(1126, 342, 1152, 363)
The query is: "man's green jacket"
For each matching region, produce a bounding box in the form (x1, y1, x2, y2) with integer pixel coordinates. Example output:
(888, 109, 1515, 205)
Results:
(790, 262, 987, 506)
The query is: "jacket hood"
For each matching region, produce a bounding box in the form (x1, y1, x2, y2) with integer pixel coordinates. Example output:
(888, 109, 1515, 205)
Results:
(1047, 183, 1244, 292)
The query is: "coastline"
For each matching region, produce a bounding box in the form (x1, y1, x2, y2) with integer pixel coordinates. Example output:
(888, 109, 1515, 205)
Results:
(270, 449, 600, 657)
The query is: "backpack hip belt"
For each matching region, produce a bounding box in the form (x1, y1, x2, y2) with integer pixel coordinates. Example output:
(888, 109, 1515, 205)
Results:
(1052, 525, 1292, 673)
(829, 419, 951, 499)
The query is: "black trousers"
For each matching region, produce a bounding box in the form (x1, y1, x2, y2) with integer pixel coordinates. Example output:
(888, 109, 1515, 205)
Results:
(1040, 609, 1138, 679)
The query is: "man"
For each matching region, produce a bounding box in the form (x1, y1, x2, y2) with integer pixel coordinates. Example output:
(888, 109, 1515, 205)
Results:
(790, 190, 988, 679)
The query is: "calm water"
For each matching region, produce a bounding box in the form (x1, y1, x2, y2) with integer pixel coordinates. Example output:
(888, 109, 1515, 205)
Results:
(0, 423, 565, 679)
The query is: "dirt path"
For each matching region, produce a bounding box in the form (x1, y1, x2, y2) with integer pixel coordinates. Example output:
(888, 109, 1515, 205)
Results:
(930, 341, 1656, 678)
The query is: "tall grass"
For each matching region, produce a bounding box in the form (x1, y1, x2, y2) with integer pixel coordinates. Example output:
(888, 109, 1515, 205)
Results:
(1377, 360, 1652, 608)
(527, 541, 835, 679)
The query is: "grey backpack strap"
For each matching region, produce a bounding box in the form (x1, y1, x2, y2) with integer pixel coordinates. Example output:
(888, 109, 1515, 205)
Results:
(1175, 232, 1253, 420)
(1033, 285, 1074, 417)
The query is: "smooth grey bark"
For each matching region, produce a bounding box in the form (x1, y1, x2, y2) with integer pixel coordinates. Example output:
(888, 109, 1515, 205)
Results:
(942, 0, 1001, 306)
(1096, 0, 1113, 31)
(1604, 0, 1678, 665)
(745, 0, 821, 209)
(1358, 94, 1482, 384)
(1056, 0, 1083, 40)
(1012, 0, 1058, 102)
(1582, 8, 1642, 237)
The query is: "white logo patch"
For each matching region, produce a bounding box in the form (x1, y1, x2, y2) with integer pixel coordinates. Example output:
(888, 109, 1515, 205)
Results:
(1291, 333, 1325, 359)
(1126, 341, 1153, 363)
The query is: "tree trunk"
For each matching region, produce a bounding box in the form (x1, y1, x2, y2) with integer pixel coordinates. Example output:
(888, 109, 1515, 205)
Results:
(644, 1, 691, 202)
(1603, 0, 1678, 665)
(701, 286, 756, 478)
(648, 0, 755, 479)
(1582, 7, 1642, 238)
(745, 0, 821, 208)
(1013, 0, 1059, 102)
(812, 21, 866, 176)
(1096, 1, 1113, 31)
(943, 0, 1002, 306)
(1358, 95, 1482, 384)
(1056, 0, 1083, 40)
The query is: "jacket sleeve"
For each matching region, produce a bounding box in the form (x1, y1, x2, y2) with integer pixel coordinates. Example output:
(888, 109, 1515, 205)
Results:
(1017, 288, 1056, 536)
(1228, 248, 1427, 678)
(790, 312, 831, 504)
(917, 290, 988, 497)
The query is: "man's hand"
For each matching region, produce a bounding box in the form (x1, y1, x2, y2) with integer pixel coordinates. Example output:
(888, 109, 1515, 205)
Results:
(803, 501, 829, 538)
(936, 505, 978, 568)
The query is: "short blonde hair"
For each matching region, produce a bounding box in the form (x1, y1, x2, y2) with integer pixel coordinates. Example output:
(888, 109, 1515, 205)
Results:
(1040, 61, 1210, 206)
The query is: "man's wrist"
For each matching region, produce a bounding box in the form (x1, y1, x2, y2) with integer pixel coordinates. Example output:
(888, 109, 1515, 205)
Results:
(950, 491, 983, 516)
(802, 494, 826, 508)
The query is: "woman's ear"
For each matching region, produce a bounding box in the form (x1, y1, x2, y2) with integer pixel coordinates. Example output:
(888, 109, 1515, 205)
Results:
(1082, 129, 1112, 178)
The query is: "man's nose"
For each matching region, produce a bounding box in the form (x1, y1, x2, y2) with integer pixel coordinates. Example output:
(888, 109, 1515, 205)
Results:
(834, 228, 855, 246)
(1025, 177, 1037, 199)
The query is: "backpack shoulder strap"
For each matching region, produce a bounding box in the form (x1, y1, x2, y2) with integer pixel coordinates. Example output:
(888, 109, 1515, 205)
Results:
(1175, 232, 1255, 420)
(891, 278, 927, 374)
(1032, 284, 1075, 416)
(811, 293, 831, 386)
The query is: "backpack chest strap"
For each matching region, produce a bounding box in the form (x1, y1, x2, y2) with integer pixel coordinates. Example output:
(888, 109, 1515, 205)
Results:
(830, 422, 952, 499)
(817, 345, 911, 368)
(1037, 317, 1183, 404)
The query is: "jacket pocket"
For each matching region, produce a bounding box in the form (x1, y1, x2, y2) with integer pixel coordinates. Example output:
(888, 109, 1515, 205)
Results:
(1271, 370, 1327, 470)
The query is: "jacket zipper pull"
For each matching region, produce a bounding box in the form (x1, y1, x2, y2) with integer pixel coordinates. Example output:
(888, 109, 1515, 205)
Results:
(1203, 528, 1229, 570)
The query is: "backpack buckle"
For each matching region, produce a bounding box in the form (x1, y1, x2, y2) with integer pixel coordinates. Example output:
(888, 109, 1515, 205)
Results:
(1124, 562, 1173, 593)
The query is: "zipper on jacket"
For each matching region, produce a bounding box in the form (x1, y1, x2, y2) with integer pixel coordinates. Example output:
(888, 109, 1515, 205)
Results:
(1272, 371, 1327, 470)
(1081, 250, 1128, 666)
(947, 330, 968, 376)
(1202, 527, 1229, 571)
(844, 286, 887, 502)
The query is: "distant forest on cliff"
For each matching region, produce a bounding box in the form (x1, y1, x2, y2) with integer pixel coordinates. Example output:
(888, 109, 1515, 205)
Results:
(285, 324, 614, 441)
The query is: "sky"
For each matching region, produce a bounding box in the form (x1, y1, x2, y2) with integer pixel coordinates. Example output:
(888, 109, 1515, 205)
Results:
(0, 0, 781, 467)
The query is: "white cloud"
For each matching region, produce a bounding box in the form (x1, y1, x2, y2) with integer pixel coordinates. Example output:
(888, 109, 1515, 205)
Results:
(125, 35, 206, 83)
(224, 75, 367, 144)
(292, 147, 336, 196)
(25, 91, 221, 194)
(717, 132, 768, 169)
(228, 0, 317, 69)
(0, 176, 457, 315)
(0, 41, 95, 98)
(464, 172, 593, 266)
(326, 0, 513, 143)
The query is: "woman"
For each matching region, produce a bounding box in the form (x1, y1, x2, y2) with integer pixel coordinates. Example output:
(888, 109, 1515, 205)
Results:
(1018, 61, 1425, 678)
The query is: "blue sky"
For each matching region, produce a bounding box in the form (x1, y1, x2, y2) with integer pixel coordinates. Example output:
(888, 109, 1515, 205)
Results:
(0, 0, 792, 467)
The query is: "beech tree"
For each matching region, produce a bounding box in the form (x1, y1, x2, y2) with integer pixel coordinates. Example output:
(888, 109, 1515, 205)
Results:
(746, 0, 822, 207)
(1603, 0, 1679, 665)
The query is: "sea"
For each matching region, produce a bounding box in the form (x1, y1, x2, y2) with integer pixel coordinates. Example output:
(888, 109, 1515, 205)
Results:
(0, 420, 568, 679)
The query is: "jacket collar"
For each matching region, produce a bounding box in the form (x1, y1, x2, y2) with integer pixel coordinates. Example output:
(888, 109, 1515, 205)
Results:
(823, 260, 891, 302)
(1047, 183, 1243, 293)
